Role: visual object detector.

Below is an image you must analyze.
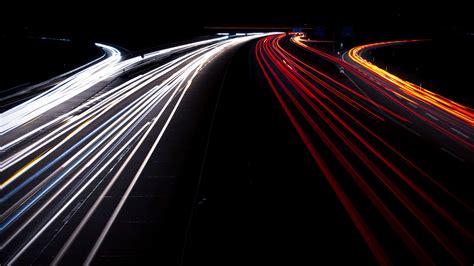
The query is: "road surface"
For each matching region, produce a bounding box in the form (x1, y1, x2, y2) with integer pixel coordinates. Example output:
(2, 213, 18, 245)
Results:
(250, 34, 473, 265)
(2, 33, 472, 265)
(1, 34, 273, 265)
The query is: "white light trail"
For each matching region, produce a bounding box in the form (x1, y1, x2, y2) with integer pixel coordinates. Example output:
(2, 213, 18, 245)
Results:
(3, 33, 277, 265)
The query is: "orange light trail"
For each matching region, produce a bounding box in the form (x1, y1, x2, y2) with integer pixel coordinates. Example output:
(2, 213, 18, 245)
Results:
(256, 34, 474, 265)
(347, 40, 474, 126)
(292, 36, 474, 150)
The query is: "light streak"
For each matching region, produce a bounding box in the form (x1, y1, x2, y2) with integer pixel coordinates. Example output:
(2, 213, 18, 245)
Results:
(256, 35, 473, 265)
(2, 33, 276, 265)
(347, 40, 474, 126)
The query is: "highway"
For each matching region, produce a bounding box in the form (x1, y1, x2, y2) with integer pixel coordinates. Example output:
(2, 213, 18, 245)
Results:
(1, 32, 472, 265)
(0, 33, 273, 265)
(255, 34, 473, 265)
(293, 36, 474, 163)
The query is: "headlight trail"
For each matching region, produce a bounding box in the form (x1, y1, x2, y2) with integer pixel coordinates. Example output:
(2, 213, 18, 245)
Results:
(0, 36, 230, 180)
(0, 44, 122, 135)
(256, 35, 473, 265)
(0, 36, 229, 150)
(1, 33, 275, 265)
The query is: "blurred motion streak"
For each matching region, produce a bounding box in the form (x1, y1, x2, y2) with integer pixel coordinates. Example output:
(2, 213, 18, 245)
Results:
(347, 40, 474, 126)
(1, 34, 274, 265)
(256, 34, 473, 265)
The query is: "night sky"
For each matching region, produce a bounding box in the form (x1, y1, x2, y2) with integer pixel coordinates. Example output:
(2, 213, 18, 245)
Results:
(2, 2, 472, 49)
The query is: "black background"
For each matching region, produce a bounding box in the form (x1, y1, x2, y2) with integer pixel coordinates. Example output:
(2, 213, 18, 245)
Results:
(2, 1, 473, 49)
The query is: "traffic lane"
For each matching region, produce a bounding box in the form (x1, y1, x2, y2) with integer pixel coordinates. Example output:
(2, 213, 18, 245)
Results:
(1, 43, 221, 264)
(263, 38, 474, 209)
(3, 35, 267, 265)
(0, 60, 181, 212)
(1, 43, 221, 202)
(339, 61, 474, 164)
(255, 35, 473, 264)
(73, 38, 249, 265)
(284, 36, 473, 162)
(288, 36, 473, 161)
(342, 52, 473, 136)
(345, 40, 473, 126)
(2, 89, 170, 263)
(279, 35, 474, 214)
(0, 36, 226, 152)
(4, 68, 189, 264)
(183, 39, 383, 266)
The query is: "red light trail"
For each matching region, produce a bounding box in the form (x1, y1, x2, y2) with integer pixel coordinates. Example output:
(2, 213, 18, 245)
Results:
(256, 34, 473, 265)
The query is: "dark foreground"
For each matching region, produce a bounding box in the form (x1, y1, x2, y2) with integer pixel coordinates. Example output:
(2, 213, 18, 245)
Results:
(2, 36, 473, 265)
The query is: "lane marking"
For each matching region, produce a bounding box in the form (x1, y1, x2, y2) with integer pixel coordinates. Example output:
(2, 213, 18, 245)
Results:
(450, 127, 470, 139)
(440, 147, 465, 162)
(425, 112, 439, 121)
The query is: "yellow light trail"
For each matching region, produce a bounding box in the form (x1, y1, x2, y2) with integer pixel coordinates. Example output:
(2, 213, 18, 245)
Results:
(1, 150, 49, 189)
(347, 40, 474, 126)
(1, 118, 93, 189)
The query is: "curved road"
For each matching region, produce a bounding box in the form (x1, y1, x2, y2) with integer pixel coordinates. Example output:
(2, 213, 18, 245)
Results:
(1, 34, 273, 265)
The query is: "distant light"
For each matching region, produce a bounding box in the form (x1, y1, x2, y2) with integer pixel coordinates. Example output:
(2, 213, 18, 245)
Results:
(40, 36, 71, 42)
(292, 27, 302, 33)
(246, 32, 264, 36)
(217, 33, 229, 36)
(235, 33, 246, 36)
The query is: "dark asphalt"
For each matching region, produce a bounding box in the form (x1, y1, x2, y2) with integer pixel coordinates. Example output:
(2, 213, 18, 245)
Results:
(89, 42, 247, 265)
(2, 38, 253, 265)
(182, 40, 378, 265)
(3, 36, 472, 265)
